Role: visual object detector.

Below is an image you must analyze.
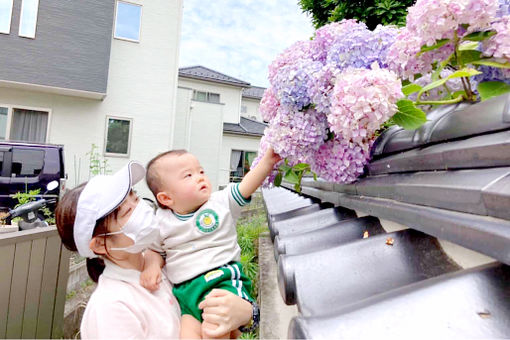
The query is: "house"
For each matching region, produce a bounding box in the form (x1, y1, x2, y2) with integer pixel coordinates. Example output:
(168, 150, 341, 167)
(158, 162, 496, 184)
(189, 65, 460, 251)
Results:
(175, 66, 267, 190)
(0, 0, 183, 199)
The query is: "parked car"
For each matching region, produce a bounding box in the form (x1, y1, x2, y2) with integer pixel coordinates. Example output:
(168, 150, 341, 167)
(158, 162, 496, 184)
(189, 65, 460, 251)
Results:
(0, 141, 65, 211)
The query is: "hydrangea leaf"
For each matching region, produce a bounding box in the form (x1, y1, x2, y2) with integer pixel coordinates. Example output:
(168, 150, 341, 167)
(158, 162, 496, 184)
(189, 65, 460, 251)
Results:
(471, 60, 510, 69)
(419, 68, 481, 95)
(459, 41, 480, 51)
(463, 30, 496, 42)
(459, 50, 482, 64)
(292, 163, 310, 171)
(274, 172, 283, 187)
(417, 39, 450, 55)
(402, 83, 422, 96)
(477, 81, 510, 101)
(284, 170, 300, 184)
(393, 99, 427, 130)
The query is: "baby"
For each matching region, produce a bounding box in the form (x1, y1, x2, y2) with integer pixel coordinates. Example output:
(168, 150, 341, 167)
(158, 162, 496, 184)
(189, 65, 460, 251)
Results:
(142, 148, 280, 338)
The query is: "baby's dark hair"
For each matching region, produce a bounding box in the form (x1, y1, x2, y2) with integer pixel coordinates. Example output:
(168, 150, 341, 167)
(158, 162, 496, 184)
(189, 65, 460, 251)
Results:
(146, 149, 188, 208)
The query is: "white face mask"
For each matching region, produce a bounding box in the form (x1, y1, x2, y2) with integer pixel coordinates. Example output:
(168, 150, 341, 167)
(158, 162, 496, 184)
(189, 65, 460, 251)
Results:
(103, 200, 160, 253)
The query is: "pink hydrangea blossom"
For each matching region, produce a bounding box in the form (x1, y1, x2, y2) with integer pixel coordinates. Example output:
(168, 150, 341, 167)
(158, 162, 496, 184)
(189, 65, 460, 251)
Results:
(259, 87, 279, 122)
(329, 64, 403, 144)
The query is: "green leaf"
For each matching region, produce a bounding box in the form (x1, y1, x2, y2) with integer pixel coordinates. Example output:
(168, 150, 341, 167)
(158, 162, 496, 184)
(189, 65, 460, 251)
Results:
(419, 68, 481, 95)
(313, 172, 318, 181)
(402, 83, 422, 96)
(458, 41, 479, 51)
(294, 183, 302, 193)
(274, 172, 282, 187)
(459, 50, 482, 64)
(463, 30, 496, 42)
(471, 59, 510, 69)
(292, 163, 310, 171)
(279, 164, 291, 173)
(284, 170, 300, 184)
(392, 99, 427, 130)
(477, 81, 510, 101)
(418, 39, 450, 55)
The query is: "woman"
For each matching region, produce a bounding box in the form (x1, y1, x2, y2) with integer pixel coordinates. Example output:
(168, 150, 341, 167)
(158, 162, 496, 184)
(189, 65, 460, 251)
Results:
(55, 161, 253, 339)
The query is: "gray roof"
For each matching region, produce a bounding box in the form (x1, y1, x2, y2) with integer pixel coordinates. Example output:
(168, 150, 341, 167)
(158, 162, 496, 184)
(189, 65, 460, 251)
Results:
(242, 86, 266, 99)
(260, 94, 510, 339)
(179, 66, 251, 88)
(223, 116, 267, 136)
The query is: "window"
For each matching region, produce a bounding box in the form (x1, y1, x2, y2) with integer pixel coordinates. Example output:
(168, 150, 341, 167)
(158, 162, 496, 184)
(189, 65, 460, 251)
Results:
(0, 0, 13, 34)
(229, 150, 257, 182)
(11, 148, 44, 177)
(0, 107, 7, 140)
(193, 90, 221, 103)
(114, 1, 142, 42)
(19, 0, 39, 38)
(0, 151, 3, 172)
(10, 108, 48, 142)
(241, 105, 247, 114)
(105, 117, 132, 156)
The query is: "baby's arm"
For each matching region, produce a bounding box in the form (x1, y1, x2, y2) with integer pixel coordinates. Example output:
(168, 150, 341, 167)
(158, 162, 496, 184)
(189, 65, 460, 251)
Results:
(140, 250, 164, 291)
(238, 147, 281, 199)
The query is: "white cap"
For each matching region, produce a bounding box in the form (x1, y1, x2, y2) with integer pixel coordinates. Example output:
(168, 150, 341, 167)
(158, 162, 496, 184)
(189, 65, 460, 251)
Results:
(73, 161, 146, 258)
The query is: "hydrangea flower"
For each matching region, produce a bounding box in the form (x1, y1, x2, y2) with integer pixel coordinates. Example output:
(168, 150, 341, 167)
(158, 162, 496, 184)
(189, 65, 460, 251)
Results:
(313, 19, 366, 62)
(268, 40, 316, 86)
(483, 15, 510, 60)
(474, 65, 510, 83)
(263, 107, 328, 165)
(311, 138, 371, 183)
(329, 63, 403, 144)
(259, 87, 279, 123)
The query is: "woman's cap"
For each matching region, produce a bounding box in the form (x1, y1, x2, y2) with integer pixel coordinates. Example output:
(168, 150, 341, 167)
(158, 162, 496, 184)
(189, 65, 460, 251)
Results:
(73, 161, 146, 258)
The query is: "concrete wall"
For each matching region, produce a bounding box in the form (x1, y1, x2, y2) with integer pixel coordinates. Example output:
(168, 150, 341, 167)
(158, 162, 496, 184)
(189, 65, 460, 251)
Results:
(0, 0, 183, 200)
(219, 133, 261, 188)
(0, 0, 115, 94)
(178, 77, 243, 124)
(188, 101, 224, 190)
(241, 97, 262, 122)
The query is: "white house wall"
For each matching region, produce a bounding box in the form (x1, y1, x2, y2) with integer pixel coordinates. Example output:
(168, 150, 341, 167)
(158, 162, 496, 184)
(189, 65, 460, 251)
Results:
(173, 87, 193, 150)
(241, 97, 262, 122)
(0, 0, 183, 201)
(219, 133, 261, 188)
(178, 78, 242, 124)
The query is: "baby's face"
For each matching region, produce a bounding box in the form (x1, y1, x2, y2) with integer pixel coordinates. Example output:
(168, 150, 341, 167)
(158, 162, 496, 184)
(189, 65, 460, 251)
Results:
(158, 153, 212, 213)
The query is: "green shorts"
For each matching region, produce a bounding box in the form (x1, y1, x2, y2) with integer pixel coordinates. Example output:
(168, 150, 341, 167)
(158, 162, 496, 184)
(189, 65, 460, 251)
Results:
(172, 261, 254, 322)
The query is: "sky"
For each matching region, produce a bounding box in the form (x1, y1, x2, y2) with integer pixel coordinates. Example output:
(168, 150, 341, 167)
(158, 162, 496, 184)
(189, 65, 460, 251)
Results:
(179, 0, 315, 88)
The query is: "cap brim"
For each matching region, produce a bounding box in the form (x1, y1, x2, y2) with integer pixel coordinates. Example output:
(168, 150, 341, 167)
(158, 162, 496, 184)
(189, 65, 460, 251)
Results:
(97, 161, 146, 219)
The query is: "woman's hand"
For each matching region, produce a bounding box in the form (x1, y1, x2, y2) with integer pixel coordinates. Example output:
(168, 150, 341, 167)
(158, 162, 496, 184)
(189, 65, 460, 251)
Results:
(198, 289, 253, 338)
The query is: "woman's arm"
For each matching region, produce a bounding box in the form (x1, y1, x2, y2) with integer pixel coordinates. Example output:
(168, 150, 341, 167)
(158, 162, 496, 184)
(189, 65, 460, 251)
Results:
(198, 289, 253, 338)
(140, 250, 164, 291)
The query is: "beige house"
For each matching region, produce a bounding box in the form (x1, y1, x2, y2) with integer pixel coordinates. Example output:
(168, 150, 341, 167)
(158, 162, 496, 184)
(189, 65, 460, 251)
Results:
(174, 66, 267, 190)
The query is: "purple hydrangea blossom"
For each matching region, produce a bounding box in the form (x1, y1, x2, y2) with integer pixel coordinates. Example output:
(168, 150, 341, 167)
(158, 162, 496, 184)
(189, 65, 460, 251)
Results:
(263, 107, 328, 165)
(311, 138, 371, 183)
(483, 15, 510, 60)
(313, 20, 365, 63)
(329, 64, 403, 144)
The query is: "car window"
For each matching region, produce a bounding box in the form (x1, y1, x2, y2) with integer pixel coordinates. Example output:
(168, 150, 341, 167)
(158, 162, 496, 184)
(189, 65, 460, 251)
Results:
(11, 148, 44, 177)
(0, 151, 3, 172)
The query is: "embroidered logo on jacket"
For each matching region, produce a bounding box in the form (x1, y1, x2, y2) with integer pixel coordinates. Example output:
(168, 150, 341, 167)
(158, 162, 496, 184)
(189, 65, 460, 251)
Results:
(196, 209, 219, 233)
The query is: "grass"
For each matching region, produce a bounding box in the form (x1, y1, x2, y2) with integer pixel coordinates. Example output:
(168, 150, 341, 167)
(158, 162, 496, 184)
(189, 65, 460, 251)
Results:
(236, 205, 268, 339)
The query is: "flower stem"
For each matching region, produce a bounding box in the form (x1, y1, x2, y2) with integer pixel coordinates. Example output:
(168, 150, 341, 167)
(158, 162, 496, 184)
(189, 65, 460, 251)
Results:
(415, 95, 465, 105)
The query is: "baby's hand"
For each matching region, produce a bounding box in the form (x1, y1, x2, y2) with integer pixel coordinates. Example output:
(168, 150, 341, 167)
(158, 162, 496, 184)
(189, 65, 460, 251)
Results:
(262, 147, 281, 167)
(140, 264, 162, 291)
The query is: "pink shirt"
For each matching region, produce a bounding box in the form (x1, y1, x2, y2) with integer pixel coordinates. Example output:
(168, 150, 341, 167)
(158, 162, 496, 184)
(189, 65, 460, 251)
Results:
(80, 261, 181, 339)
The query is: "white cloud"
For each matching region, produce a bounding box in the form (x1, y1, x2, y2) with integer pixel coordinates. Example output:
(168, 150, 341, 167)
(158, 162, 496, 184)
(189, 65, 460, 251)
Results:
(179, 0, 314, 87)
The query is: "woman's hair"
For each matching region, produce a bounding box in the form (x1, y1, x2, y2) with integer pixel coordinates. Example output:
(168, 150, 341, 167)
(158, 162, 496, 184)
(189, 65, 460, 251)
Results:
(55, 183, 119, 282)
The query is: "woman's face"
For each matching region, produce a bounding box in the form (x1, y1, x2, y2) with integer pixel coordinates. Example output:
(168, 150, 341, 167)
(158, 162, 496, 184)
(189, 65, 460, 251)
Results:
(104, 191, 140, 252)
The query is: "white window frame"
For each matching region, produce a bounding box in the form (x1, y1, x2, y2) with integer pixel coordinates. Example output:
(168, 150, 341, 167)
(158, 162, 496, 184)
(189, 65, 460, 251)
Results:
(193, 90, 221, 104)
(113, 0, 142, 43)
(0, 0, 13, 34)
(0, 103, 52, 142)
(18, 0, 39, 39)
(104, 115, 133, 158)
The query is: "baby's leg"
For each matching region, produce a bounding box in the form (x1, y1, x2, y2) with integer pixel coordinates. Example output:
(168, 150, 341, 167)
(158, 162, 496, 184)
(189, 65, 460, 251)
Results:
(180, 315, 202, 339)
